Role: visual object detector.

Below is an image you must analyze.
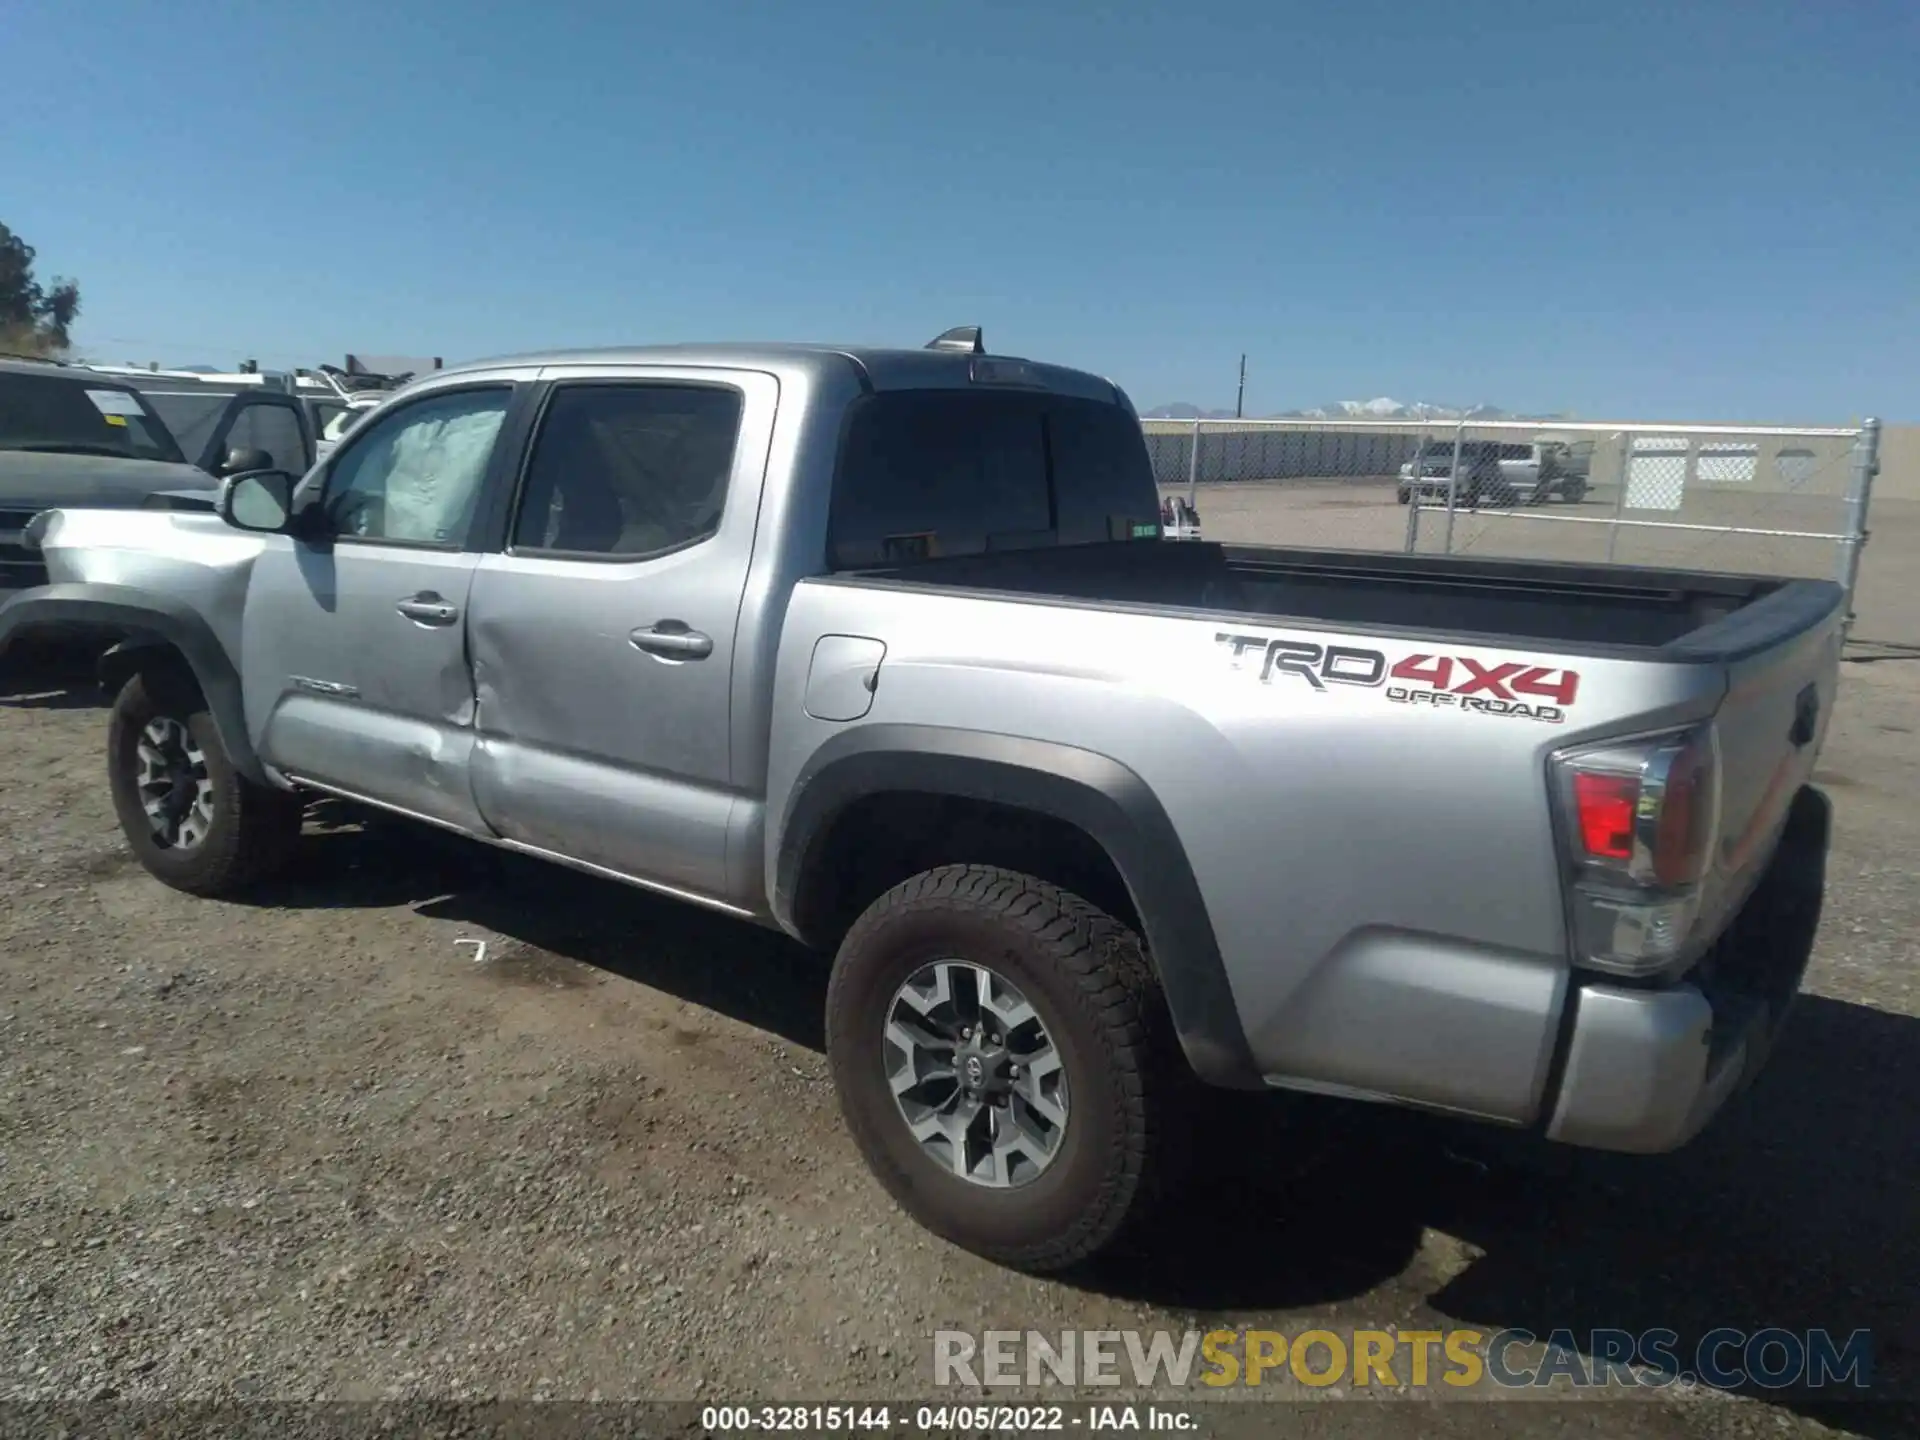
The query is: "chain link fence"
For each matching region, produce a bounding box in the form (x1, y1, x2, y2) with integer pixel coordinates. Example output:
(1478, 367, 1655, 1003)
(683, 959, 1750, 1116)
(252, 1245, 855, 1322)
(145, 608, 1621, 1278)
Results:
(1145, 416, 1880, 619)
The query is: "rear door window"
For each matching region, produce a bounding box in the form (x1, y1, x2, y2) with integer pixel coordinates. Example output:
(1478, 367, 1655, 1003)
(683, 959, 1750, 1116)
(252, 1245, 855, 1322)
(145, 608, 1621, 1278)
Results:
(509, 382, 743, 559)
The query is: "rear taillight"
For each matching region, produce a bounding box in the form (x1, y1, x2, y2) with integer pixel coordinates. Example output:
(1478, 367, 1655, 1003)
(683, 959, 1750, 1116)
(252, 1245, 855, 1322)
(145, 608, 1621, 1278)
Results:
(1552, 726, 1721, 978)
(1572, 772, 1636, 861)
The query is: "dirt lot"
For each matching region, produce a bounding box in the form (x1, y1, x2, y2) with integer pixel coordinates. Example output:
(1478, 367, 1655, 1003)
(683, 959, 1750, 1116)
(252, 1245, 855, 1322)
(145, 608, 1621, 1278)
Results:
(1, 504, 1916, 1435)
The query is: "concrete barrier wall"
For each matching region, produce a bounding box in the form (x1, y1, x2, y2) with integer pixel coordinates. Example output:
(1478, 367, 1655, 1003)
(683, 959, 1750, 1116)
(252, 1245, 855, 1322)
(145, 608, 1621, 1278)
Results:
(1875, 424, 1920, 502)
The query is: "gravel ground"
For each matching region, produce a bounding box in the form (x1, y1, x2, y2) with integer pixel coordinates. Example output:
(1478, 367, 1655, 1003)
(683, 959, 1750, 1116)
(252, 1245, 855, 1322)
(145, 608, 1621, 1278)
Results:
(0, 638, 1914, 1439)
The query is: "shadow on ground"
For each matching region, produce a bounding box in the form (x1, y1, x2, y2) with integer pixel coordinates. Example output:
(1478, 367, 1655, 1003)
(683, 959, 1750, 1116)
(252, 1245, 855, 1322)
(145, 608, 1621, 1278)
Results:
(165, 787, 1920, 1429)
(243, 804, 830, 1051)
(1070, 993, 1916, 1426)
(0, 643, 102, 710)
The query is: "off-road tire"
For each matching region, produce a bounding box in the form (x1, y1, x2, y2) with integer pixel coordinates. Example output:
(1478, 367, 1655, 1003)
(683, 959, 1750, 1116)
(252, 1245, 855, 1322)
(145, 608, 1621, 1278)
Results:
(107, 669, 302, 897)
(826, 864, 1188, 1273)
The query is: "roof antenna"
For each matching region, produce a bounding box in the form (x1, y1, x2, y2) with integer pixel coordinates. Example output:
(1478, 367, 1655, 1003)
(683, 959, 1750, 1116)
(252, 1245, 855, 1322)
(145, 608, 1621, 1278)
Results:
(926, 326, 985, 355)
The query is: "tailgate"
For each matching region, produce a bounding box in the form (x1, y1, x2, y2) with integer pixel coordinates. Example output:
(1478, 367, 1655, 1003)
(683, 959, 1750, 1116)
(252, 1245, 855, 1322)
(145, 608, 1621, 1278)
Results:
(1685, 579, 1845, 940)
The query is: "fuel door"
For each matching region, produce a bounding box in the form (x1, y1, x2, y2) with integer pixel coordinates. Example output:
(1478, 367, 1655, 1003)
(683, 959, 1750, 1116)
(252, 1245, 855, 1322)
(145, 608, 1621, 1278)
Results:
(804, 635, 886, 722)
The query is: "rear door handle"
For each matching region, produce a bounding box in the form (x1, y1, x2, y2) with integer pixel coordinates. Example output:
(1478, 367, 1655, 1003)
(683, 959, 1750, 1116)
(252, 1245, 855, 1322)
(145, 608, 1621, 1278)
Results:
(630, 621, 713, 660)
(396, 593, 460, 626)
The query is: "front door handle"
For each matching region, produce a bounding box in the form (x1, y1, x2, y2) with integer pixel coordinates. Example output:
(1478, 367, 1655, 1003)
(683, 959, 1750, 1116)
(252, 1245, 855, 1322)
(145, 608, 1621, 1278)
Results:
(396, 593, 460, 626)
(630, 621, 713, 660)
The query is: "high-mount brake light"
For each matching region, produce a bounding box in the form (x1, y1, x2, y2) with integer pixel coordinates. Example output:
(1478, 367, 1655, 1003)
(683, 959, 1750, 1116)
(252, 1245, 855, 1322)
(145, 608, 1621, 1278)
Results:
(969, 356, 1042, 387)
(1551, 726, 1721, 979)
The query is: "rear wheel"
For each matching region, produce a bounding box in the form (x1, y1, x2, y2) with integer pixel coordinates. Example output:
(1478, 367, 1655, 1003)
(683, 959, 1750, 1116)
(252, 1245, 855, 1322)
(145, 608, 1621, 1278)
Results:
(826, 865, 1187, 1272)
(107, 670, 303, 896)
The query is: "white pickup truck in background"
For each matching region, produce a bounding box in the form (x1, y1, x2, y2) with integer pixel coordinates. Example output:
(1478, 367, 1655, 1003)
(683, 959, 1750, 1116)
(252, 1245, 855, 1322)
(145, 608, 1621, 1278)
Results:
(1399, 434, 1595, 507)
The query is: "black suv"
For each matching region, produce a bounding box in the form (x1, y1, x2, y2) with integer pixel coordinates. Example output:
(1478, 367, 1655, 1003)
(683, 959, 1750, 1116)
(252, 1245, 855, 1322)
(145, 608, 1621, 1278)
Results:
(100, 370, 314, 481)
(0, 358, 236, 596)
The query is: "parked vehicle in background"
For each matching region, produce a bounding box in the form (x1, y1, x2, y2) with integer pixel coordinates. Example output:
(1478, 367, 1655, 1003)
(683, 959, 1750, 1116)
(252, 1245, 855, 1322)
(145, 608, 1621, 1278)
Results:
(0, 357, 218, 598)
(1529, 432, 1594, 501)
(1397, 435, 1593, 506)
(87, 360, 412, 469)
(92, 369, 314, 482)
(0, 329, 1838, 1276)
(308, 397, 349, 452)
(291, 363, 411, 460)
(314, 393, 388, 460)
(1160, 493, 1202, 539)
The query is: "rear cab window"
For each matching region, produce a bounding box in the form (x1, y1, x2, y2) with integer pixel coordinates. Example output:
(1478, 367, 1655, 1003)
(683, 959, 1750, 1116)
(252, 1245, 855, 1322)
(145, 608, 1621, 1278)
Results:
(827, 389, 1160, 570)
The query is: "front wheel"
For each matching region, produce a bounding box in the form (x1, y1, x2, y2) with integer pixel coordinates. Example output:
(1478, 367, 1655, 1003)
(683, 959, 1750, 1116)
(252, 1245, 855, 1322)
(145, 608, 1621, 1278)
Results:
(825, 865, 1187, 1272)
(107, 670, 303, 896)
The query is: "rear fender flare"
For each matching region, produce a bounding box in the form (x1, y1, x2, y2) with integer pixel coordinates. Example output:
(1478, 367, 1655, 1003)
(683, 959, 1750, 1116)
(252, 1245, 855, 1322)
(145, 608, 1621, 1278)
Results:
(773, 724, 1261, 1088)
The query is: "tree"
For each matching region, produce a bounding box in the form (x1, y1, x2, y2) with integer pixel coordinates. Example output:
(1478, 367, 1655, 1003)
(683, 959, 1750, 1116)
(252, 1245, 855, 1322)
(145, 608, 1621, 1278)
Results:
(0, 223, 82, 356)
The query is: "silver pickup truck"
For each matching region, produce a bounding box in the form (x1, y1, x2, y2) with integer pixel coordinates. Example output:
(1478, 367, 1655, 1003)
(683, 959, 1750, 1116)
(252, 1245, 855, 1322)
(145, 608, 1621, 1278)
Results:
(0, 330, 1839, 1274)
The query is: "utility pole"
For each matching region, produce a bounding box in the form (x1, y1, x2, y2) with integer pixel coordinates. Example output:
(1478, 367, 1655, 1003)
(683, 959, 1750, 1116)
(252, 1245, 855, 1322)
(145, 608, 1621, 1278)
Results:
(1235, 354, 1247, 419)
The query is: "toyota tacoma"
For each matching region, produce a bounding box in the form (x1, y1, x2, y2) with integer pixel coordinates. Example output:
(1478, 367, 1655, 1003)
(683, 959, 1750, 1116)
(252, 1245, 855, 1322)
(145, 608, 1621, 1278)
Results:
(0, 329, 1838, 1272)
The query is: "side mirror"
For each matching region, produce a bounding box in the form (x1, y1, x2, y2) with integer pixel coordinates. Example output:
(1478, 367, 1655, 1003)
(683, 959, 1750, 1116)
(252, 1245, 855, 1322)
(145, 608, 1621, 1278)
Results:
(218, 470, 298, 534)
(218, 445, 275, 478)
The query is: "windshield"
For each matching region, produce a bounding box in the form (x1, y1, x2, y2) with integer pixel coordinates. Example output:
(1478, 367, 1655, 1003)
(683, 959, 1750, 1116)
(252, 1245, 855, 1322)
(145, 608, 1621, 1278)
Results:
(0, 371, 186, 464)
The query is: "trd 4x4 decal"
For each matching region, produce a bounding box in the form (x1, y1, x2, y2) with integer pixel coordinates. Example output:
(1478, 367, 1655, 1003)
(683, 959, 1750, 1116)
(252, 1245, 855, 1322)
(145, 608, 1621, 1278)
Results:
(1215, 632, 1579, 725)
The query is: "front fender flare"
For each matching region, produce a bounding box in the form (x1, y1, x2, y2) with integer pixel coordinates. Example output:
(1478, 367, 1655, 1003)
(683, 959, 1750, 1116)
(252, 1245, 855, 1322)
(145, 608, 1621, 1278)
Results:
(0, 581, 264, 783)
(773, 724, 1261, 1089)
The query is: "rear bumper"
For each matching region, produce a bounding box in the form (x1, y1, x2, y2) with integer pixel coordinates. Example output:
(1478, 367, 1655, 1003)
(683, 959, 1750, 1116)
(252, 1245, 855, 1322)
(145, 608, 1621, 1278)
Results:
(1546, 784, 1830, 1152)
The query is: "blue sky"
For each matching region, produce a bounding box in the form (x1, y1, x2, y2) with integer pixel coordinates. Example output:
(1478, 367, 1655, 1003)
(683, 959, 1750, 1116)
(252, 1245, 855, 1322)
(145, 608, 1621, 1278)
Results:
(3, 0, 1914, 420)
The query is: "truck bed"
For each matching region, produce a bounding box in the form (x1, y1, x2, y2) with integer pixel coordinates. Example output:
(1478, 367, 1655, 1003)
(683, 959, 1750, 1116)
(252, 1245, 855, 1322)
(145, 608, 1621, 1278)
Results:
(842, 540, 1838, 656)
